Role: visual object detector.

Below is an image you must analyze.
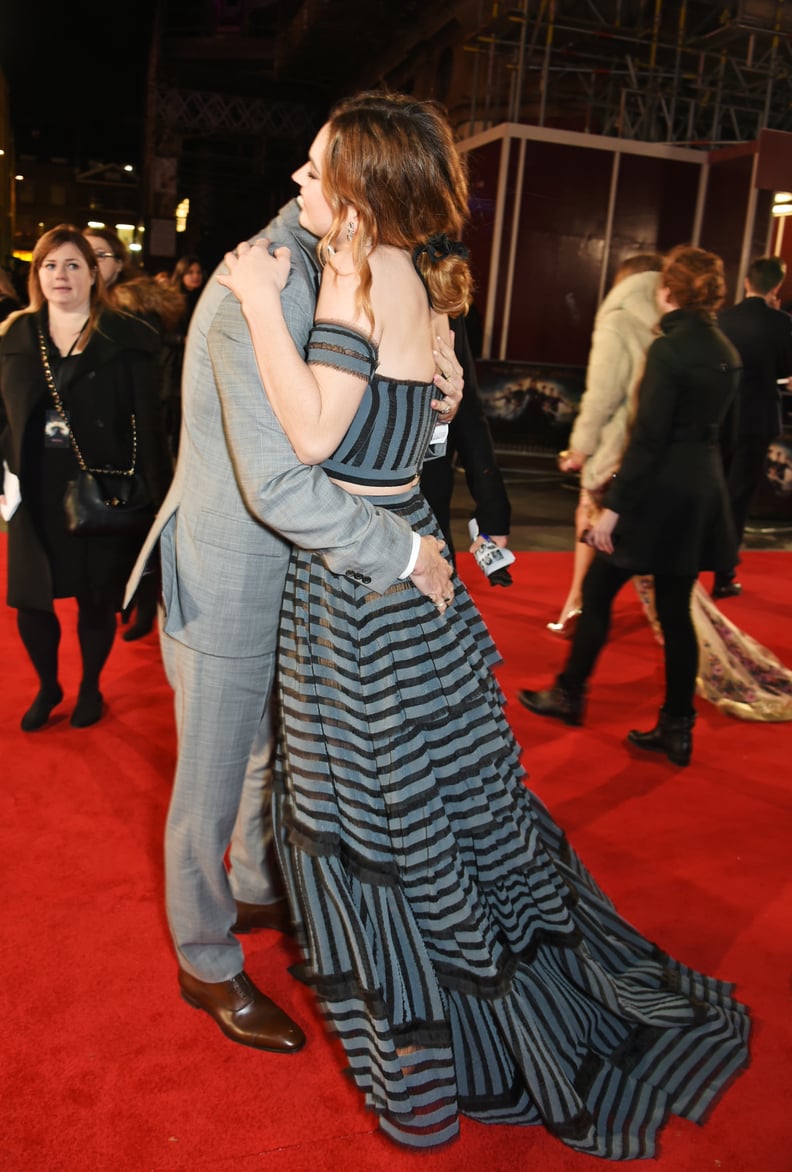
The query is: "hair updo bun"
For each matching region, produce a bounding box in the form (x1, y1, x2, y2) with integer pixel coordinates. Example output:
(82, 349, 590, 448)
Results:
(663, 246, 726, 313)
(413, 235, 473, 317)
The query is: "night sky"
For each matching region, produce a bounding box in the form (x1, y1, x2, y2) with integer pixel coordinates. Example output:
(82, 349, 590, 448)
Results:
(1, 1, 157, 166)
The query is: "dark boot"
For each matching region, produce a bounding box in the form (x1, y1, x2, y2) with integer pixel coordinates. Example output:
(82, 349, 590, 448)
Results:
(627, 709, 696, 767)
(122, 574, 159, 642)
(21, 684, 64, 732)
(518, 682, 585, 726)
(70, 687, 104, 728)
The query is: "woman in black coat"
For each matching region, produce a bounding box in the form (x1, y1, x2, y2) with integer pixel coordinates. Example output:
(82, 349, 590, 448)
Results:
(519, 246, 742, 766)
(0, 225, 171, 730)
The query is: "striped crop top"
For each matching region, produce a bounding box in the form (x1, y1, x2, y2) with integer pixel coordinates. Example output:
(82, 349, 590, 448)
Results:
(307, 321, 439, 489)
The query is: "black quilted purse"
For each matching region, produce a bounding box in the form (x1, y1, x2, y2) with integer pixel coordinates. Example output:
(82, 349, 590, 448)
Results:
(38, 326, 154, 536)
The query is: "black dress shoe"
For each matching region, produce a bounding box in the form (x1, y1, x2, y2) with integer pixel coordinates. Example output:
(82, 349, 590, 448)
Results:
(178, 969, 305, 1053)
(712, 581, 742, 599)
(232, 898, 293, 936)
(20, 685, 64, 732)
(518, 684, 584, 726)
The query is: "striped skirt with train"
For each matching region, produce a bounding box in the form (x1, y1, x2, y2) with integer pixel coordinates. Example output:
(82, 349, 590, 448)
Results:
(272, 489, 750, 1156)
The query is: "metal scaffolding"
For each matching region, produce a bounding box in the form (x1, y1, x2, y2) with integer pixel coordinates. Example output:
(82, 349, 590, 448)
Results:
(144, 0, 792, 245)
(151, 1, 792, 156)
(462, 0, 792, 148)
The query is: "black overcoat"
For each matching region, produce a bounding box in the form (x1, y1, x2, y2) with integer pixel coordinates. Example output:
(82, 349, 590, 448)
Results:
(718, 295, 792, 441)
(604, 309, 741, 575)
(0, 307, 171, 611)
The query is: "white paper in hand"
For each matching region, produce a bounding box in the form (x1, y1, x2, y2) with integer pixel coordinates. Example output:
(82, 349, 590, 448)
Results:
(1, 461, 21, 522)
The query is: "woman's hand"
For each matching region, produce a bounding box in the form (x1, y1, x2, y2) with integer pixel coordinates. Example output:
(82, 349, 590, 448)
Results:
(586, 507, 619, 554)
(432, 332, 463, 420)
(410, 535, 454, 611)
(216, 238, 291, 307)
(557, 448, 586, 473)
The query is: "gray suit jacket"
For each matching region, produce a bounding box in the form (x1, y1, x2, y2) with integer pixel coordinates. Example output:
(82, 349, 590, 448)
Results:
(125, 200, 413, 657)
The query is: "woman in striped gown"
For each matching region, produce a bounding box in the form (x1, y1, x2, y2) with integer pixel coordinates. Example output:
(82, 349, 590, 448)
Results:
(218, 90, 750, 1158)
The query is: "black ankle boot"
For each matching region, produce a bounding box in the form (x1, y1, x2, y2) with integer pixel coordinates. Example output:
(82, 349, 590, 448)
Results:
(627, 709, 696, 767)
(21, 684, 64, 732)
(70, 688, 104, 728)
(518, 682, 585, 726)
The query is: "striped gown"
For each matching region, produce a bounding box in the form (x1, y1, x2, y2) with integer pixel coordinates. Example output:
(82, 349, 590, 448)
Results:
(271, 322, 750, 1156)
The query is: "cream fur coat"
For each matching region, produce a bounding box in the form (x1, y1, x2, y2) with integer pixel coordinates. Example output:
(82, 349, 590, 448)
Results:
(570, 269, 661, 492)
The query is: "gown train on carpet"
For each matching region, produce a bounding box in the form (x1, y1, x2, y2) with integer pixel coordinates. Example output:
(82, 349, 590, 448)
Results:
(271, 494, 750, 1157)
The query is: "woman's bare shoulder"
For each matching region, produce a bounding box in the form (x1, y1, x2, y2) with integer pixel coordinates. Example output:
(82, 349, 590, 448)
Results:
(371, 247, 427, 313)
(370, 248, 436, 376)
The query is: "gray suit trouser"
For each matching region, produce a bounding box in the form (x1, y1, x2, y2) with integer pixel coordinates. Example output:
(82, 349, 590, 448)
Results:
(160, 628, 279, 981)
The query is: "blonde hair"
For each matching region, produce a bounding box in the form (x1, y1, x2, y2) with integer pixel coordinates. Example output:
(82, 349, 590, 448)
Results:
(319, 91, 473, 328)
(614, 252, 664, 285)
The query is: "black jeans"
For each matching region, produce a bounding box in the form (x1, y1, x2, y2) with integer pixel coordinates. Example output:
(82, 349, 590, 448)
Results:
(714, 431, 770, 588)
(558, 558, 698, 718)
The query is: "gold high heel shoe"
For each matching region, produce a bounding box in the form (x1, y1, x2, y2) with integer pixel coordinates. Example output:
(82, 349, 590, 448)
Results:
(546, 608, 582, 638)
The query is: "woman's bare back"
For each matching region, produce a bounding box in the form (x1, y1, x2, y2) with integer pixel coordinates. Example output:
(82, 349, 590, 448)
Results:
(368, 246, 448, 383)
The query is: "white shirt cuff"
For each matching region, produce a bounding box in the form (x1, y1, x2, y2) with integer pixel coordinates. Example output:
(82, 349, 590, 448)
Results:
(399, 532, 421, 579)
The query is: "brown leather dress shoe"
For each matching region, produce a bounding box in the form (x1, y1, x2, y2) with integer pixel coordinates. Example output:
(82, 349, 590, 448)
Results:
(178, 969, 305, 1053)
(231, 897, 293, 936)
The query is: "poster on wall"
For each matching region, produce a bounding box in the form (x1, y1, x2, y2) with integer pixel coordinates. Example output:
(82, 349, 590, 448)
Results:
(751, 437, 792, 522)
(475, 361, 586, 451)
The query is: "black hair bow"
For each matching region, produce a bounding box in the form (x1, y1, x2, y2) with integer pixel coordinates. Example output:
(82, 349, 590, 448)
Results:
(413, 234, 470, 263)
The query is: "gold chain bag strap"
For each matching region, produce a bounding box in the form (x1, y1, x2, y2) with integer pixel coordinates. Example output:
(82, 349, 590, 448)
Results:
(37, 325, 153, 535)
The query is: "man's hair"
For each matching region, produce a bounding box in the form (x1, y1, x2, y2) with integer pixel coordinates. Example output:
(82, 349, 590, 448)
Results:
(746, 255, 786, 295)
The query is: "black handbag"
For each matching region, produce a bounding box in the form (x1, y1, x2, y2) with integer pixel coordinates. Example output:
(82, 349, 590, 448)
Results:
(38, 326, 154, 536)
(62, 468, 153, 536)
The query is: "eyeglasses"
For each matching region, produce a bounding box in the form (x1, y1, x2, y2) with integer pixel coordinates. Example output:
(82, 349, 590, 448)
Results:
(93, 251, 120, 261)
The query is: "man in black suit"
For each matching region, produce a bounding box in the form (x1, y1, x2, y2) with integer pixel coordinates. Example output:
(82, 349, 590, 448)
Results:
(714, 255, 792, 598)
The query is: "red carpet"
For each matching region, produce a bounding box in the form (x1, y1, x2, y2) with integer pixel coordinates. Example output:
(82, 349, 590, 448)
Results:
(1, 537, 790, 1171)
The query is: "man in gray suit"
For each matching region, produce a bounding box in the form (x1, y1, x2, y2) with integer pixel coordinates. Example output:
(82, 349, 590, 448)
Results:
(125, 198, 460, 1053)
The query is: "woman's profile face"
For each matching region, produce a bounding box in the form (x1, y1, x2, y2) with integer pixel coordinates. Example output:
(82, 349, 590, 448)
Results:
(38, 244, 95, 312)
(292, 123, 334, 239)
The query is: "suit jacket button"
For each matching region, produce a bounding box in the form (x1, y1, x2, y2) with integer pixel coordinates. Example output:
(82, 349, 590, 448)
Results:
(362, 576, 371, 584)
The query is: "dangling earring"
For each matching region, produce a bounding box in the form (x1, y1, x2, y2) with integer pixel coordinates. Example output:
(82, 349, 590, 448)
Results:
(346, 221, 355, 243)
